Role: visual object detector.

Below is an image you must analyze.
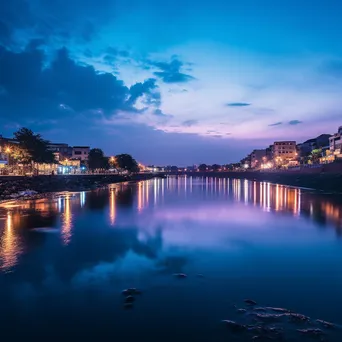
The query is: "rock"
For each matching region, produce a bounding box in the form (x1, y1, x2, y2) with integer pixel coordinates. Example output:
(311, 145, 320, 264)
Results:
(288, 313, 310, 323)
(297, 328, 324, 336)
(316, 319, 335, 329)
(122, 288, 142, 296)
(244, 299, 257, 306)
(124, 295, 135, 303)
(173, 273, 187, 278)
(221, 320, 246, 332)
(254, 313, 286, 322)
(264, 307, 289, 313)
(237, 309, 247, 314)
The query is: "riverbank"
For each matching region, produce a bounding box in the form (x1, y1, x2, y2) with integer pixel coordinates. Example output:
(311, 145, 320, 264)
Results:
(171, 171, 342, 193)
(0, 173, 157, 202)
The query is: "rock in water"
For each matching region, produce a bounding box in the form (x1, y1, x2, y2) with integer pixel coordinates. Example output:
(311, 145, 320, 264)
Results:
(244, 299, 257, 306)
(264, 307, 289, 313)
(124, 303, 133, 310)
(254, 313, 286, 323)
(288, 313, 310, 323)
(125, 295, 135, 303)
(122, 288, 142, 296)
(221, 320, 246, 332)
(297, 328, 324, 337)
(173, 273, 187, 278)
(316, 319, 335, 329)
(237, 309, 247, 314)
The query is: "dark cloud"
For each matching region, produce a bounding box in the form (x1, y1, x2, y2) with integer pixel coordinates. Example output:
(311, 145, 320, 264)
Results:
(182, 119, 198, 127)
(127, 78, 161, 107)
(226, 102, 251, 107)
(0, 43, 160, 125)
(147, 58, 195, 83)
(288, 120, 303, 125)
(268, 122, 283, 126)
(0, 0, 117, 47)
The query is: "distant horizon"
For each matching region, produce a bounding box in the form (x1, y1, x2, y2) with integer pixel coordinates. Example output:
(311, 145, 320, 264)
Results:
(0, 126, 338, 166)
(1, 0, 342, 165)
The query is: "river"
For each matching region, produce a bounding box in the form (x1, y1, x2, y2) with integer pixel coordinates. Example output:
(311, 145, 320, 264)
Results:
(1, 176, 342, 341)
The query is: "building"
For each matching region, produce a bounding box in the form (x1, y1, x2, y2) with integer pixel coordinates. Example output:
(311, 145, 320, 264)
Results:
(72, 146, 90, 161)
(250, 149, 267, 169)
(298, 134, 331, 157)
(47, 143, 72, 161)
(0, 135, 19, 165)
(273, 141, 297, 165)
(329, 126, 342, 155)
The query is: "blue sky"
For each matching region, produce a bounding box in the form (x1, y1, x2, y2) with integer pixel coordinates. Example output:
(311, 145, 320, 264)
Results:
(1, 0, 342, 165)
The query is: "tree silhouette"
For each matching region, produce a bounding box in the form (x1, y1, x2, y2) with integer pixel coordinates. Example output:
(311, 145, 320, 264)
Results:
(14, 127, 55, 164)
(198, 164, 208, 171)
(115, 154, 139, 173)
(88, 148, 108, 170)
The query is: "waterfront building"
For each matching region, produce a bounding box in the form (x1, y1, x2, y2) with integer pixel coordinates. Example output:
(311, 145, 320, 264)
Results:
(298, 134, 331, 157)
(250, 149, 267, 169)
(329, 126, 342, 158)
(47, 143, 73, 161)
(273, 141, 297, 166)
(72, 146, 90, 161)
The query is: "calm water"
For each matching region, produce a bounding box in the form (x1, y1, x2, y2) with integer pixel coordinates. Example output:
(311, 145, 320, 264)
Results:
(1, 176, 342, 341)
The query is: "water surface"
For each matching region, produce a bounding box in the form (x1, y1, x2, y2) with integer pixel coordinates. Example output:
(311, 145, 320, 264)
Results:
(1, 177, 342, 341)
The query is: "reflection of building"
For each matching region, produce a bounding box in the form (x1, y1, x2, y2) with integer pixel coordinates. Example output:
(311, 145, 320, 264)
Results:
(61, 196, 73, 245)
(0, 212, 22, 271)
(72, 146, 90, 161)
(109, 189, 116, 225)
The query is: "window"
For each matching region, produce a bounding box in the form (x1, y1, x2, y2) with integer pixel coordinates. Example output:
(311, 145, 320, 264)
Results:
(74, 151, 81, 155)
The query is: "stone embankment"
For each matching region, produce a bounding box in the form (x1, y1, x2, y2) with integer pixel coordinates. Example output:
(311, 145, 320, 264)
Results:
(0, 173, 157, 202)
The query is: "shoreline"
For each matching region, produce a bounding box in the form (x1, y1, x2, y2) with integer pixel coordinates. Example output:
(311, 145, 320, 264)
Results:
(169, 171, 342, 194)
(0, 173, 158, 204)
(1, 171, 342, 204)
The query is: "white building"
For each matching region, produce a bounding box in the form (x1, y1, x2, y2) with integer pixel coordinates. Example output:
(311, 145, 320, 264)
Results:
(72, 146, 90, 161)
(329, 126, 342, 154)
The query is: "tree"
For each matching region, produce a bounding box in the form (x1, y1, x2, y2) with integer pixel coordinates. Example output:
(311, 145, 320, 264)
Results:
(310, 149, 322, 164)
(198, 164, 208, 171)
(115, 154, 139, 173)
(9, 145, 31, 165)
(14, 128, 55, 164)
(211, 164, 221, 171)
(88, 148, 108, 170)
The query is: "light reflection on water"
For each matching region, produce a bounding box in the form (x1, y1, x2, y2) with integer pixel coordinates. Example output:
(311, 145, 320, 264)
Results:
(0, 177, 342, 341)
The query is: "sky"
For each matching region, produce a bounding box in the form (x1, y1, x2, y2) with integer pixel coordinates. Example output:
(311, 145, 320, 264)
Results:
(1, 0, 342, 165)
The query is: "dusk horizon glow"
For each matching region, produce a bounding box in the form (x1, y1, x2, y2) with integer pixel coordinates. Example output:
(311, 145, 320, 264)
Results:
(1, 0, 342, 165)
